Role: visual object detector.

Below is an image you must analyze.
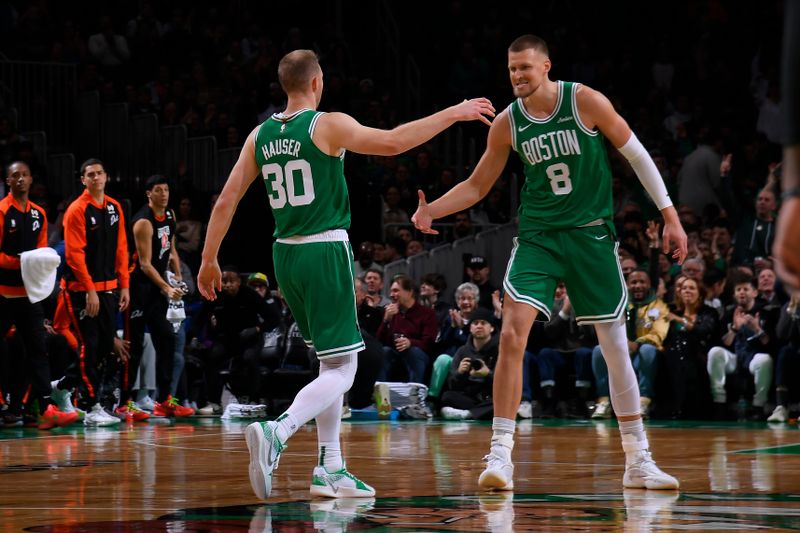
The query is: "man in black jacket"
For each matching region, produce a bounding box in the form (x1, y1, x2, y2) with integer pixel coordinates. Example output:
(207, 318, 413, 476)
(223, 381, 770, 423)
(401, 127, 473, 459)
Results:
(440, 307, 499, 420)
(189, 266, 280, 405)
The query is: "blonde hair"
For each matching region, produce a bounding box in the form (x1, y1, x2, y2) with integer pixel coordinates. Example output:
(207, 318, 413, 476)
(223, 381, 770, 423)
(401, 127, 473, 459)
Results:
(277, 49, 320, 94)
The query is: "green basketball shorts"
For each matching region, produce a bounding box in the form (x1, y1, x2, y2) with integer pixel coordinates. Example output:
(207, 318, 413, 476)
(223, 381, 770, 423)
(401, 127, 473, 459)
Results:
(503, 223, 627, 325)
(273, 239, 365, 358)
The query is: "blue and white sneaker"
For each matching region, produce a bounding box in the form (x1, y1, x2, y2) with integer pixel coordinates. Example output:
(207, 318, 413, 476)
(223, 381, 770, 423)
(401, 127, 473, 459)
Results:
(310, 464, 376, 498)
(245, 421, 285, 500)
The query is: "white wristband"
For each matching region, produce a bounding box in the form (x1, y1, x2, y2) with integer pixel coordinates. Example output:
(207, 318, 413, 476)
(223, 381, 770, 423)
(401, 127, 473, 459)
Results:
(617, 133, 673, 210)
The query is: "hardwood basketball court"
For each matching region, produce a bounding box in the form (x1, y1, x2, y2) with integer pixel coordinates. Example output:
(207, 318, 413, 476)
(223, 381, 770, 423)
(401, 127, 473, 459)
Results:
(2, 418, 800, 531)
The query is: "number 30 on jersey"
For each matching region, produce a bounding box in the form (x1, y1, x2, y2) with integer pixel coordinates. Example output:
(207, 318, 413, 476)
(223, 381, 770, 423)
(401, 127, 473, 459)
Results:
(262, 160, 316, 208)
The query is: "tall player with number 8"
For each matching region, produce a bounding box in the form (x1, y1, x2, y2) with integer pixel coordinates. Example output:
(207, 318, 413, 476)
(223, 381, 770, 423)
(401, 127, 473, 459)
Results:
(198, 49, 495, 500)
(413, 35, 688, 491)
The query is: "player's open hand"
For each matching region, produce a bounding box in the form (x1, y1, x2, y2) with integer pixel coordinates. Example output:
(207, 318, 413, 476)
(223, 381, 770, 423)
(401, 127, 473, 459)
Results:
(452, 98, 495, 126)
(663, 219, 688, 265)
(198, 259, 222, 301)
(412, 190, 439, 235)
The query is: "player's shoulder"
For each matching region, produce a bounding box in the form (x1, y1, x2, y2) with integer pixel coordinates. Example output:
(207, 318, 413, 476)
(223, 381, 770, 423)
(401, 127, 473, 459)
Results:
(0, 194, 13, 213)
(574, 83, 612, 109)
(28, 199, 47, 217)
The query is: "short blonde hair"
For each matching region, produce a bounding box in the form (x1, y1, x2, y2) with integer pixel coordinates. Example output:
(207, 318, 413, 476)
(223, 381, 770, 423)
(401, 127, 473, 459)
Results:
(278, 49, 321, 94)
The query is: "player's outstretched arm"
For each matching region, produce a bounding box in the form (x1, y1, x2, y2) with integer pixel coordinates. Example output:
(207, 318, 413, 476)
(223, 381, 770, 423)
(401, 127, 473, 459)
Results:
(412, 111, 511, 234)
(198, 127, 261, 300)
(579, 85, 688, 264)
(318, 98, 495, 157)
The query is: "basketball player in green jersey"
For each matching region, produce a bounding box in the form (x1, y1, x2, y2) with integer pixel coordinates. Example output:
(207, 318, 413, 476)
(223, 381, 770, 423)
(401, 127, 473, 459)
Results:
(198, 49, 494, 500)
(413, 35, 687, 491)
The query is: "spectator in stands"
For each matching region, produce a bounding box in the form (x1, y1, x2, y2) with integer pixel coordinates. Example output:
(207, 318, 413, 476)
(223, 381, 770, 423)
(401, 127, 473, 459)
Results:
(438, 282, 480, 356)
(382, 237, 405, 264)
(621, 257, 638, 279)
(677, 125, 723, 217)
(354, 241, 381, 278)
(707, 275, 775, 420)
(531, 283, 596, 419)
(681, 257, 705, 283)
(757, 268, 782, 305)
(662, 277, 718, 418)
(592, 269, 669, 419)
(466, 255, 497, 312)
(439, 308, 499, 420)
(767, 295, 800, 423)
(363, 267, 391, 307)
(703, 268, 727, 317)
(419, 272, 449, 326)
(396, 227, 413, 244)
(88, 15, 130, 67)
(383, 185, 410, 238)
(355, 276, 384, 337)
(452, 210, 474, 240)
(188, 265, 280, 407)
(405, 239, 424, 257)
(376, 275, 438, 384)
(732, 186, 777, 267)
(175, 196, 202, 272)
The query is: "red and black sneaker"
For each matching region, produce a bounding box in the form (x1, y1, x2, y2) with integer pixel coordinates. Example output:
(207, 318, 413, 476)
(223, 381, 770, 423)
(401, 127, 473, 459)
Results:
(38, 404, 80, 430)
(153, 396, 195, 418)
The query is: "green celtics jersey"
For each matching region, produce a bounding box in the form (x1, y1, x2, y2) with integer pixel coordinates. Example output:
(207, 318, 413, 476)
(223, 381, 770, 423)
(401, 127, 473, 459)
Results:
(254, 109, 350, 238)
(508, 81, 614, 232)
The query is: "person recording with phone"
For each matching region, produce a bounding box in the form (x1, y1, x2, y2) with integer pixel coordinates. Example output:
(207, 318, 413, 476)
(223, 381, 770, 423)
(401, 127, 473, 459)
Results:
(439, 307, 499, 420)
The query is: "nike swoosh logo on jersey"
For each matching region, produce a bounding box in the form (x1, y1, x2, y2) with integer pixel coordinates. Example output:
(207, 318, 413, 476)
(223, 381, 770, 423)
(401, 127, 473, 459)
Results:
(518, 123, 532, 132)
(595, 234, 608, 240)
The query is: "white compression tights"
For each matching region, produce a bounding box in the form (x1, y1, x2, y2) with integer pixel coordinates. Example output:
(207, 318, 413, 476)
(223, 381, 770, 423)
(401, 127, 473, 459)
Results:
(594, 318, 641, 418)
(284, 353, 357, 441)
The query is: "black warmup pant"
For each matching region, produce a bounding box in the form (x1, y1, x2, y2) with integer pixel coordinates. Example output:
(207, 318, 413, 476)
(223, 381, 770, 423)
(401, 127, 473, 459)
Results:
(125, 280, 175, 403)
(58, 289, 118, 408)
(0, 295, 50, 414)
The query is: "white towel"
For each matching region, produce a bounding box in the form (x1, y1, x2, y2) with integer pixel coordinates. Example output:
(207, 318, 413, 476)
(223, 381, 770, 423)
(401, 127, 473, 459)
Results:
(20, 247, 61, 303)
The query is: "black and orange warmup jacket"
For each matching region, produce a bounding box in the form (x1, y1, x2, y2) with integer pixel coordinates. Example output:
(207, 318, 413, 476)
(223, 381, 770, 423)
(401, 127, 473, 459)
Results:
(0, 194, 48, 297)
(63, 190, 129, 292)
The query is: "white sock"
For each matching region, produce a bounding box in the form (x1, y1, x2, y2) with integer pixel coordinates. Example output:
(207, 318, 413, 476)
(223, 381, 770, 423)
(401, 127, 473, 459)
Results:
(274, 411, 299, 444)
(491, 417, 516, 459)
(316, 395, 344, 471)
(619, 418, 648, 462)
(319, 441, 343, 471)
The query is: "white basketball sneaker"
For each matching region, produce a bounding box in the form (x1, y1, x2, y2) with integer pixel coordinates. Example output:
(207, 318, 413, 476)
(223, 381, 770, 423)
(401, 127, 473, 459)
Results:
(309, 464, 376, 498)
(623, 450, 680, 490)
(245, 420, 285, 500)
(478, 434, 515, 491)
(83, 404, 120, 427)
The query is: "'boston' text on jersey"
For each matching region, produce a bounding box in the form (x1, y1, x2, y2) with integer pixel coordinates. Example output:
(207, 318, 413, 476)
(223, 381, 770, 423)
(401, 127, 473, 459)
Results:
(520, 129, 581, 166)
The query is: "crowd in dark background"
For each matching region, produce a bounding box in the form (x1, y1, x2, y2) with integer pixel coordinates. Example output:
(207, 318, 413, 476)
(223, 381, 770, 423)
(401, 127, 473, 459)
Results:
(1, 0, 797, 424)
